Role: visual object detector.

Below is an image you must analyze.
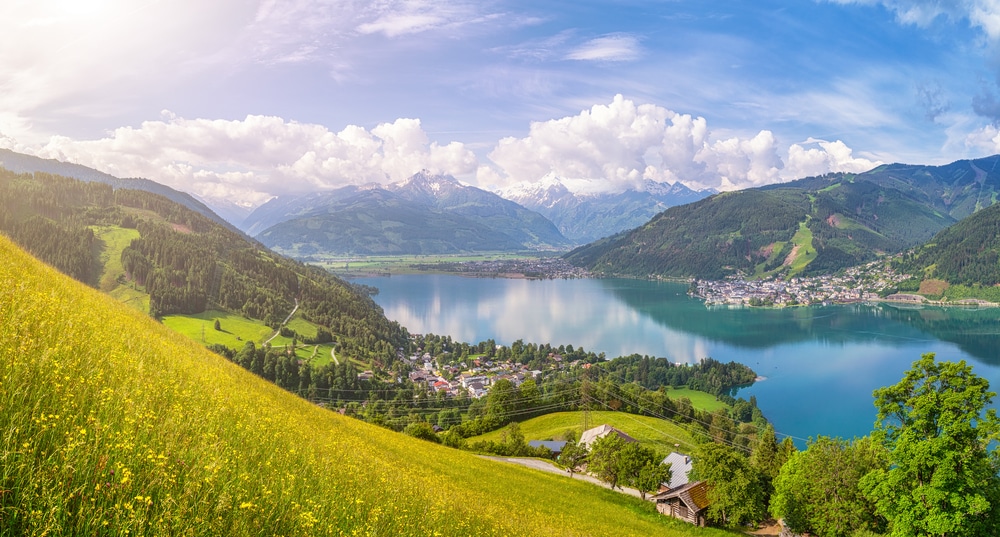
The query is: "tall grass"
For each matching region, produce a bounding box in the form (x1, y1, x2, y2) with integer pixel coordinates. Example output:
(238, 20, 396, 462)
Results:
(0, 235, 730, 536)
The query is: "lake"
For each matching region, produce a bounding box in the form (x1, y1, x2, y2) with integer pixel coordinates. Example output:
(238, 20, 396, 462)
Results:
(355, 274, 1000, 445)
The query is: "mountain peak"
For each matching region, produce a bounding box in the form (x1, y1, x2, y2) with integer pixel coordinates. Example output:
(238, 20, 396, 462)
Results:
(396, 170, 460, 190)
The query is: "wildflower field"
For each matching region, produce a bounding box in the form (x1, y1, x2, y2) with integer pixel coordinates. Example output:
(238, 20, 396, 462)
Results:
(0, 235, 732, 536)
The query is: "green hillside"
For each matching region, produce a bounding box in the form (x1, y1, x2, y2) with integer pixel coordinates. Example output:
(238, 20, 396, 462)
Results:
(0, 234, 731, 536)
(0, 168, 407, 366)
(467, 411, 700, 455)
(890, 200, 1000, 301)
(566, 156, 1000, 279)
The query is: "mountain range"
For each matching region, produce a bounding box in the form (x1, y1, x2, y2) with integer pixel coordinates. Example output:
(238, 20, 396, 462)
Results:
(499, 174, 713, 243)
(245, 172, 573, 256)
(566, 155, 1000, 279)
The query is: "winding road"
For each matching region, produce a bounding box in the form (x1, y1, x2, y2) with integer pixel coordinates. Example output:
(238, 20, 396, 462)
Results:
(264, 298, 299, 344)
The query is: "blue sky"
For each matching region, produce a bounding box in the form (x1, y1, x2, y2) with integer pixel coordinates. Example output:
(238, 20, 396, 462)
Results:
(3, 0, 1000, 214)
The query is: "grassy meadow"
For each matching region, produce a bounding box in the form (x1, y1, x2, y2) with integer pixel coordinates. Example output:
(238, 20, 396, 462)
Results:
(161, 309, 274, 349)
(467, 411, 700, 456)
(0, 235, 735, 536)
(662, 386, 731, 413)
(91, 225, 140, 292)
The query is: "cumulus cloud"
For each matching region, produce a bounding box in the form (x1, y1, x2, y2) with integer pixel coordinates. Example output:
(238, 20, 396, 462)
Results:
(565, 34, 642, 62)
(485, 94, 787, 192)
(963, 123, 1000, 152)
(26, 114, 477, 210)
(8, 95, 881, 216)
(785, 138, 883, 179)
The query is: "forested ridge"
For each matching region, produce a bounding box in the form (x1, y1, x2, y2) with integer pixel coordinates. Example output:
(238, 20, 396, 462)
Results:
(892, 200, 1000, 287)
(0, 168, 407, 364)
(567, 156, 1000, 279)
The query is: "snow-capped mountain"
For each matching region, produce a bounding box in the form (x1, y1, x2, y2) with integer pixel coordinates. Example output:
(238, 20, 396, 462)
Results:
(242, 171, 572, 257)
(499, 175, 714, 243)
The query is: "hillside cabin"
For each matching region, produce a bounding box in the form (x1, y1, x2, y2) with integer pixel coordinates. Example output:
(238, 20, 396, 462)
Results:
(651, 480, 710, 526)
(661, 452, 693, 490)
(579, 424, 637, 449)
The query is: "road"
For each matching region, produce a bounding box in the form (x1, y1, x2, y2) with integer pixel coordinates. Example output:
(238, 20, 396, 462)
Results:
(265, 298, 299, 344)
(480, 456, 645, 499)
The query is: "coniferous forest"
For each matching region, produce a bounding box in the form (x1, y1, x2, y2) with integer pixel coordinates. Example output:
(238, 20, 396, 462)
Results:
(0, 168, 408, 365)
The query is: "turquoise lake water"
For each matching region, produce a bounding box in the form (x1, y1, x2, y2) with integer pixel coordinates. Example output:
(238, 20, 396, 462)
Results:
(355, 274, 1000, 445)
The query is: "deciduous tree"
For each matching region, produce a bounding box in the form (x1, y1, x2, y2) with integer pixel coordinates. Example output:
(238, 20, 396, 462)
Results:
(771, 436, 887, 537)
(694, 443, 767, 528)
(860, 354, 1000, 536)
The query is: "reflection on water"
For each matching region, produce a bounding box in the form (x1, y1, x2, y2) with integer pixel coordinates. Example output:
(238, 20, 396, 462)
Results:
(356, 275, 1000, 444)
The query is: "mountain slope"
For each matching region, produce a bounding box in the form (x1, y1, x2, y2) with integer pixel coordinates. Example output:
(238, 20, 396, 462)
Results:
(0, 233, 725, 537)
(894, 200, 1000, 286)
(500, 175, 713, 242)
(566, 156, 1000, 279)
(0, 148, 238, 232)
(0, 168, 406, 363)
(248, 172, 572, 256)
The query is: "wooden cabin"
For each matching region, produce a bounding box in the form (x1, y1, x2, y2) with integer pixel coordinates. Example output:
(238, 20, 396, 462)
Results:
(650, 480, 710, 527)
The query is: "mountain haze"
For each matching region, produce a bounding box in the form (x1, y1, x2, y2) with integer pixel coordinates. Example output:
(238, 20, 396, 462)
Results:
(500, 175, 713, 242)
(247, 172, 572, 256)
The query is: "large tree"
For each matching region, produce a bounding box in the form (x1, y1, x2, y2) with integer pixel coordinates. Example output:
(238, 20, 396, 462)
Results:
(694, 443, 768, 528)
(617, 442, 669, 500)
(587, 434, 628, 489)
(860, 354, 1000, 536)
(771, 436, 887, 537)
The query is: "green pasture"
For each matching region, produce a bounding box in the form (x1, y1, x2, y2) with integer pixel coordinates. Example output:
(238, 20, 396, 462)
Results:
(468, 410, 699, 456)
(161, 310, 274, 349)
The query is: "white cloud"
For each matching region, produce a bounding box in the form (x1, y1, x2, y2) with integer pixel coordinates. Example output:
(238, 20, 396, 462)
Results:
(963, 123, 1000, 152)
(831, 0, 1000, 40)
(784, 138, 883, 179)
(566, 34, 642, 62)
(485, 94, 787, 192)
(25, 114, 477, 210)
(7, 95, 883, 215)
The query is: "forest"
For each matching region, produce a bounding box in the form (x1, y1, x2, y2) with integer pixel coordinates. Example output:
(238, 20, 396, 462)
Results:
(0, 169, 408, 365)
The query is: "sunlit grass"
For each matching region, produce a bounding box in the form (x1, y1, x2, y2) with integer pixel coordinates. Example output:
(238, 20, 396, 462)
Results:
(467, 411, 699, 456)
(161, 310, 273, 348)
(662, 387, 731, 412)
(786, 221, 817, 278)
(0, 235, 732, 536)
(91, 225, 140, 292)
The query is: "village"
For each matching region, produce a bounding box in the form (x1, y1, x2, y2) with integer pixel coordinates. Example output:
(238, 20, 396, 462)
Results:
(690, 261, 913, 307)
(402, 346, 578, 398)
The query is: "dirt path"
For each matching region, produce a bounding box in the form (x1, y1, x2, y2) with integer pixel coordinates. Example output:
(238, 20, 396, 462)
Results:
(265, 298, 299, 344)
(481, 456, 645, 499)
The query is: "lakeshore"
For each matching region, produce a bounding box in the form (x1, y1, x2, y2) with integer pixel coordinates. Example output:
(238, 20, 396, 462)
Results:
(688, 262, 999, 309)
